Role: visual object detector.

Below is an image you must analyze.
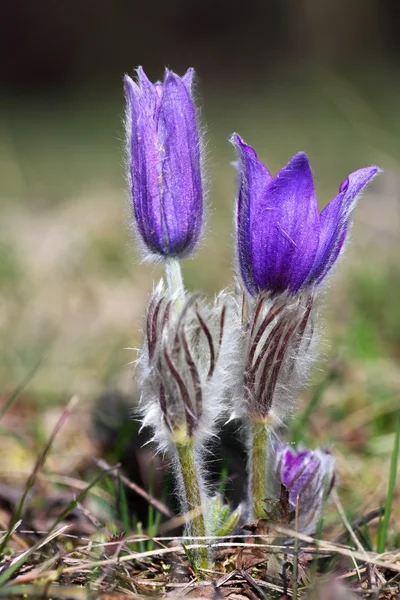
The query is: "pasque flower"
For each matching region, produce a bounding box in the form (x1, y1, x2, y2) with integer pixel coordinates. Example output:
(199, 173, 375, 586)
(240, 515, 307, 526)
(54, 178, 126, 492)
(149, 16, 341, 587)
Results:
(277, 445, 335, 533)
(124, 67, 203, 257)
(231, 134, 379, 296)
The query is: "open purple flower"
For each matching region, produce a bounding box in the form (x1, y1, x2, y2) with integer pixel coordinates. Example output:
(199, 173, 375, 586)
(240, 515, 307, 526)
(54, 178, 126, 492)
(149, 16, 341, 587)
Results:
(124, 67, 203, 257)
(277, 445, 335, 533)
(231, 134, 380, 296)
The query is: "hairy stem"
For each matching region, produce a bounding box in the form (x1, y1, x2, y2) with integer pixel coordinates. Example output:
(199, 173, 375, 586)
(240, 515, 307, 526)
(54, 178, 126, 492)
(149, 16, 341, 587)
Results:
(165, 258, 184, 311)
(176, 441, 208, 570)
(251, 420, 269, 520)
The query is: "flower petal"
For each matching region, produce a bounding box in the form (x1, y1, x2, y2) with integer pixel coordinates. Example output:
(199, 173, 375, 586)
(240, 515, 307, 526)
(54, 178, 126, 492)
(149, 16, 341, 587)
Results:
(137, 66, 162, 115)
(308, 166, 380, 284)
(231, 133, 273, 295)
(182, 67, 194, 92)
(124, 74, 164, 253)
(250, 152, 320, 294)
(281, 449, 318, 500)
(157, 69, 203, 255)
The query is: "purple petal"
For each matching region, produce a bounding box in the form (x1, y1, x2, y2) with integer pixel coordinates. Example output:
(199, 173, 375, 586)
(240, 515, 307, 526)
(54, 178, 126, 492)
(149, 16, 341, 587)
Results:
(281, 449, 318, 499)
(157, 70, 203, 254)
(182, 67, 194, 91)
(137, 66, 162, 116)
(308, 166, 379, 284)
(125, 68, 203, 256)
(124, 74, 164, 253)
(231, 133, 273, 295)
(250, 152, 320, 294)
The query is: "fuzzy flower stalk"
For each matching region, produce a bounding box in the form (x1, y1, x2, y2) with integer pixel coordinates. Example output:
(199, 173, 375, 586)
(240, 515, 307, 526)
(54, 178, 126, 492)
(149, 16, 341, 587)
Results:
(138, 282, 233, 566)
(125, 66, 217, 566)
(230, 133, 379, 520)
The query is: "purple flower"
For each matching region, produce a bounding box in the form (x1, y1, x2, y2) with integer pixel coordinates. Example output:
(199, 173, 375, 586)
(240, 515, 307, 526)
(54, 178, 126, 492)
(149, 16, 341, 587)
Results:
(124, 67, 203, 257)
(277, 445, 335, 533)
(231, 134, 380, 296)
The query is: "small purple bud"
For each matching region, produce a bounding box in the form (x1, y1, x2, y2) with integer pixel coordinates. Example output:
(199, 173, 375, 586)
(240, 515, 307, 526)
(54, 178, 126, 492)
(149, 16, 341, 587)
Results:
(277, 444, 335, 533)
(230, 134, 380, 295)
(124, 67, 203, 257)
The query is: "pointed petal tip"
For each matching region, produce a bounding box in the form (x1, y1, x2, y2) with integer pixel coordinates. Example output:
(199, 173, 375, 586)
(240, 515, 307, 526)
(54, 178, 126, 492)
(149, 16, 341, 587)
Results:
(366, 165, 382, 180)
(230, 133, 259, 160)
(123, 74, 140, 98)
(229, 132, 242, 145)
(135, 66, 154, 91)
(275, 151, 315, 194)
(287, 151, 312, 170)
(340, 164, 381, 195)
(183, 67, 195, 89)
(123, 73, 133, 87)
(163, 67, 179, 82)
(162, 68, 193, 95)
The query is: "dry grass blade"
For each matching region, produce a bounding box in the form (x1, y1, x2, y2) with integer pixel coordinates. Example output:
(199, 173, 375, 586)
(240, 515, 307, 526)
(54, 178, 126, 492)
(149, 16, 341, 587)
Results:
(0, 395, 79, 555)
(0, 524, 71, 585)
(0, 584, 142, 599)
(48, 466, 118, 534)
(275, 526, 400, 573)
(333, 489, 367, 554)
(0, 520, 22, 545)
(94, 458, 173, 518)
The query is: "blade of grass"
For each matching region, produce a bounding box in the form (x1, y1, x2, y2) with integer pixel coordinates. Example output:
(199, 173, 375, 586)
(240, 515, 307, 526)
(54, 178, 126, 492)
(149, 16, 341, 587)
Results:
(94, 458, 173, 518)
(50, 465, 119, 533)
(292, 495, 300, 600)
(134, 519, 146, 554)
(0, 355, 44, 422)
(0, 525, 70, 586)
(118, 473, 131, 534)
(181, 542, 200, 577)
(359, 521, 374, 553)
(146, 486, 163, 551)
(0, 585, 91, 599)
(332, 489, 366, 555)
(0, 395, 79, 555)
(377, 414, 400, 553)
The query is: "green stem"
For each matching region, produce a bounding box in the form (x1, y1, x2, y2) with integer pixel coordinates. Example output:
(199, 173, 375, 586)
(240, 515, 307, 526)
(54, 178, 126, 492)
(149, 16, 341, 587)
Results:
(176, 441, 208, 570)
(251, 421, 269, 520)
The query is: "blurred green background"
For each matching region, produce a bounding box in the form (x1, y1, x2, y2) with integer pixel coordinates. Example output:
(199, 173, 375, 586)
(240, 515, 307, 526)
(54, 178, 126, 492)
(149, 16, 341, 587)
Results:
(0, 0, 400, 533)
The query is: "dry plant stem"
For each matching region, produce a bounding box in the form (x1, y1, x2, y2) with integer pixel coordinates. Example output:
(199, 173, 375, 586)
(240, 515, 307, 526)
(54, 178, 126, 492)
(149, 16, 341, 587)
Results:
(251, 420, 268, 520)
(176, 441, 208, 569)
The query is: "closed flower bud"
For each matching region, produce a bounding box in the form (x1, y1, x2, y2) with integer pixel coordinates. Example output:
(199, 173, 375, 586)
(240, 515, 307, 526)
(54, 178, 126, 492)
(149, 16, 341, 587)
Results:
(277, 445, 335, 533)
(231, 134, 379, 296)
(125, 67, 204, 258)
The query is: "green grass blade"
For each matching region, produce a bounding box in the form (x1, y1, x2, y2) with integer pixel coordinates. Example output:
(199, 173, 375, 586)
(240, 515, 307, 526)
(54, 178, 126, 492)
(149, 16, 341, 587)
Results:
(377, 414, 400, 553)
(50, 467, 116, 532)
(118, 473, 131, 534)
(181, 542, 200, 576)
